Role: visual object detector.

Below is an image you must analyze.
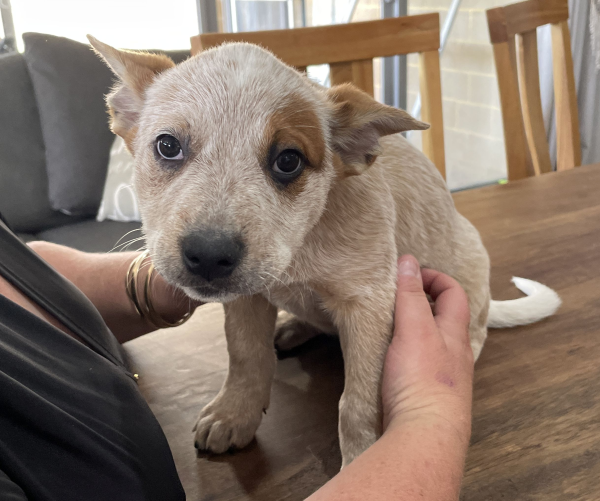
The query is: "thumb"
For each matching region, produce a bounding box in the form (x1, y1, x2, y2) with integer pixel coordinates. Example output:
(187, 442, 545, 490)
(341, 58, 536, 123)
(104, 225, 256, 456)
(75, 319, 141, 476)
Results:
(396, 255, 424, 293)
(394, 255, 435, 336)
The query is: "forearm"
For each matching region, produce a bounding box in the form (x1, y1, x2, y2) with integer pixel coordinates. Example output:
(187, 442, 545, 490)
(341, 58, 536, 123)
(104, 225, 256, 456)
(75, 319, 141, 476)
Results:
(307, 419, 469, 501)
(27, 242, 189, 342)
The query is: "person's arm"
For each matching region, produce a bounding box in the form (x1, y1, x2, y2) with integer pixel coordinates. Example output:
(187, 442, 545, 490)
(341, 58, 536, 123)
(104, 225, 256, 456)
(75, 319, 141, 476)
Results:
(27, 241, 195, 342)
(307, 255, 474, 501)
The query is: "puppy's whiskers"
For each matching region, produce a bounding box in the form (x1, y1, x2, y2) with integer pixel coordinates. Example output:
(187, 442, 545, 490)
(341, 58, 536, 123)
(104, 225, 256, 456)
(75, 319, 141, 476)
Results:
(112, 237, 147, 253)
(109, 228, 144, 253)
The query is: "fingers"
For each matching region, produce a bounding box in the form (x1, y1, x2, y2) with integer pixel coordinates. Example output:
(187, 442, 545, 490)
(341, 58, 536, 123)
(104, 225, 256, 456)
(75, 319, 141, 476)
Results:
(395, 256, 471, 344)
(396, 255, 423, 293)
(394, 255, 436, 337)
(421, 268, 471, 332)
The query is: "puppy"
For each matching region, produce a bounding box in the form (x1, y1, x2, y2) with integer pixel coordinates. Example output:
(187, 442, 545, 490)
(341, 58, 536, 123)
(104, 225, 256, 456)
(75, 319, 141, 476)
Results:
(89, 37, 561, 467)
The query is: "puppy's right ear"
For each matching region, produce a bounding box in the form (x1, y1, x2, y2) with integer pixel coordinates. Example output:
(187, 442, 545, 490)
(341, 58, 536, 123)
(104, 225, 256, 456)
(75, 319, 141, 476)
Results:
(87, 35, 175, 149)
(326, 83, 429, 176)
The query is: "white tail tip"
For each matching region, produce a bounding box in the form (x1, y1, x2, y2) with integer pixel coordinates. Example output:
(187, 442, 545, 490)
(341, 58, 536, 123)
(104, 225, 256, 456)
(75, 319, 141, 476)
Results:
(487, 277, 561, 329)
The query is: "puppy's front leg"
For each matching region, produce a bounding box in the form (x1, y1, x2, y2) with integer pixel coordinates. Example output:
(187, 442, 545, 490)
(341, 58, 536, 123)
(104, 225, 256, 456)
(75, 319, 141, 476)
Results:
(332, 288, 396, 468)
(194, 294, 277, 453)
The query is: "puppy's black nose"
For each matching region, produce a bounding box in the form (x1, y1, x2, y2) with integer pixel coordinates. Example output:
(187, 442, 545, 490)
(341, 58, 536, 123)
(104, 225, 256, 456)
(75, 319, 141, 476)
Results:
(181, 230, 245, 281)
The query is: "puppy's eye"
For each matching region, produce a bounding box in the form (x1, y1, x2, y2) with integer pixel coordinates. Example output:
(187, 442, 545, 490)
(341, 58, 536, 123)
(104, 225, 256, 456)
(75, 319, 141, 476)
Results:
(156, 134, 183, 160)
(272, 150, 303, 177)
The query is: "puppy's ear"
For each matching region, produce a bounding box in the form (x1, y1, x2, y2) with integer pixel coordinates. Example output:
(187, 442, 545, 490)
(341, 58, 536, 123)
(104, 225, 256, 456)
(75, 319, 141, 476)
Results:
(87, 35, 175, 149)
(327, 83, 429, 176)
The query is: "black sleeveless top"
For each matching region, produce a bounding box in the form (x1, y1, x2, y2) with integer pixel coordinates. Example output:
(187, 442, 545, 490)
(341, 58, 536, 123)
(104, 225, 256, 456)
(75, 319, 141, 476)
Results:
(0, 216, 185, 501)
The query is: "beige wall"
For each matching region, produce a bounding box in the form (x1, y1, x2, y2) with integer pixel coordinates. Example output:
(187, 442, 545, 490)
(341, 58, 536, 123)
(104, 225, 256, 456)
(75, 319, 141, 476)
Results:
(408, 0, 513, 189)
(353, 0, 381, 20)
(304, 0, 515, 190)
(341, 0, 514, 189)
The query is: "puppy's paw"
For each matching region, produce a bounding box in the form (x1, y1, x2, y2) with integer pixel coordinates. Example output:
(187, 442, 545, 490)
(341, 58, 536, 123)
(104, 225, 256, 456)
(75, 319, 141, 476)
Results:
(274, 316, 321, 352)
(193, 394, 264, 454)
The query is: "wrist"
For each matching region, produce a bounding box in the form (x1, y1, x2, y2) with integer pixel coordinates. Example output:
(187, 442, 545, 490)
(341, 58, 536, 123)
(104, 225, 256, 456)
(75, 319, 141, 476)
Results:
(143, 270, 194, 324)
(384, 395, 471, 445)
(385, 404, 472, 447)
(126, 252, 195, 329)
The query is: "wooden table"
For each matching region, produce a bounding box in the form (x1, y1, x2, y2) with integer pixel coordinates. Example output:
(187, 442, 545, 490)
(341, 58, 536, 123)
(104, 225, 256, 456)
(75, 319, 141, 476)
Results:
(125, 164, 600, 500)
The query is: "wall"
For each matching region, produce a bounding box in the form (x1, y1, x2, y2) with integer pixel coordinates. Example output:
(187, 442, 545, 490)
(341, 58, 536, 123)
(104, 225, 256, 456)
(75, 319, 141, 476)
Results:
(407, 0, 514, 189)
(310, 0, 515, 190)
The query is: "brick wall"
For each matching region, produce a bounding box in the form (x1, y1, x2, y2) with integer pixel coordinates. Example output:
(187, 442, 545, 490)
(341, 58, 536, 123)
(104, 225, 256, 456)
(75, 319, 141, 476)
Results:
(407, 0, 517, 189)
(308, 0, 516, 190)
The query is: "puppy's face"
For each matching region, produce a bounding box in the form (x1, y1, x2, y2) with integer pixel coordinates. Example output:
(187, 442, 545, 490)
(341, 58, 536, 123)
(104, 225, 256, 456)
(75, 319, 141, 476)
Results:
(89, 38, 428, 302)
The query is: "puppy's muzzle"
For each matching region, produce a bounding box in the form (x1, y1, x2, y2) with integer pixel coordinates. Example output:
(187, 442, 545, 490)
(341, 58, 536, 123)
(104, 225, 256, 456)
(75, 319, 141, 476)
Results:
(181, 229, 245, 282)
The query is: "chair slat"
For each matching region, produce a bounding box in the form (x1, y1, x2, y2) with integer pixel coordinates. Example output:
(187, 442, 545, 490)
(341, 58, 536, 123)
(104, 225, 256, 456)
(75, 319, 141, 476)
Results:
(488, 0, 569, 42)
(329, 62, 353, 88)
(487, 0, 579, 180)
(551, 20, 582, 170)
(491, 39, 534, 181)
(330, 60, 374, 97)
(419, 49, 446, 179)
(517, 30, 552, 175)
(191, 14, 440, 67)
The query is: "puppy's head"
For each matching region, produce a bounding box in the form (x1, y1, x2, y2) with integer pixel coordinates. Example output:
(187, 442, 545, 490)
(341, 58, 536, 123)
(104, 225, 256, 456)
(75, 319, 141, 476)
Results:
(89, 37, 428, 302)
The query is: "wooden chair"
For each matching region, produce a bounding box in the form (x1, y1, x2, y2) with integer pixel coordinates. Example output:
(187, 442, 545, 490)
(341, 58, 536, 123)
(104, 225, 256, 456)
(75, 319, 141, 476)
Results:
(487, 0, 581, 181)
(191, 14, 447, 179)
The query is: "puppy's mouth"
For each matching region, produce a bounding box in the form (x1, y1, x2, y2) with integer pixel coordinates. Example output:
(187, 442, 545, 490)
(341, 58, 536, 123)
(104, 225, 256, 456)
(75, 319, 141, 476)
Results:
(182, 283, 241, 303)
(152, 248, 284, 303)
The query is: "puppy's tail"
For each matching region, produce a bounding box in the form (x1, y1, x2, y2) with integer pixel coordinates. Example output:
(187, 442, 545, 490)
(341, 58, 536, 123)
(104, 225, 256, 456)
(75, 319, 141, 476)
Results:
(487, 277, 561, 328)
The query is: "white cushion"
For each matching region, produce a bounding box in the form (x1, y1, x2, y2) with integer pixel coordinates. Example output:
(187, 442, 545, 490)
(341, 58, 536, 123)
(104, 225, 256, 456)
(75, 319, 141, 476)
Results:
(97, 136, 141, 223)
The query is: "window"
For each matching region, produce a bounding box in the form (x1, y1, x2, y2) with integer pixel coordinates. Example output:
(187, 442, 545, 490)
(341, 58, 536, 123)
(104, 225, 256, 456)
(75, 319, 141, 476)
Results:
(10, 0, 198, 51)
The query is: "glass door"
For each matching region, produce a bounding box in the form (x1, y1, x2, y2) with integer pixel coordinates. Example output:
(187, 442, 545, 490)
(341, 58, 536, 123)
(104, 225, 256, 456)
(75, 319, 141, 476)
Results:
(221, 0, 297, 32)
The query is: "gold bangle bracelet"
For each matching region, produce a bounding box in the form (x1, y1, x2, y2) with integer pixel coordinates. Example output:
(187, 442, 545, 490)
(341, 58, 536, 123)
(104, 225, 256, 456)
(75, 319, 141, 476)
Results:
(143, 261, 193, 328)
(125, 251, 192, 329)
(125, 250, 148, 318)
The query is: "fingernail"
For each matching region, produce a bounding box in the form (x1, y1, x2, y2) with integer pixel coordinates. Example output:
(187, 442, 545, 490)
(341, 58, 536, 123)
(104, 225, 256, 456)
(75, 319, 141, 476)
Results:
(398, 258, 419, 277)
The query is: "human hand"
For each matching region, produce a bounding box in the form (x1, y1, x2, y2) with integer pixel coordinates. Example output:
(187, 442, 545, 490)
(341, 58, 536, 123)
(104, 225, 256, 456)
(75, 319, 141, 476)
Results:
(307, 256, 472, 501)
(382, 255, 474, 443)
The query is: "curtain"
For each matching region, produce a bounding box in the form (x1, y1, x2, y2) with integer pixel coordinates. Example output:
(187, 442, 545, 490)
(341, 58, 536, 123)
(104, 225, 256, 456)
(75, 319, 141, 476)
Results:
(539, 0, 600, 168)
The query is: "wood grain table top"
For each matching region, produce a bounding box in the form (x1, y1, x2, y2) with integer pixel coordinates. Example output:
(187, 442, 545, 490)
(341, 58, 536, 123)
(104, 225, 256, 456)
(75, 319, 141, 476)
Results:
(125, 164, 600, 501)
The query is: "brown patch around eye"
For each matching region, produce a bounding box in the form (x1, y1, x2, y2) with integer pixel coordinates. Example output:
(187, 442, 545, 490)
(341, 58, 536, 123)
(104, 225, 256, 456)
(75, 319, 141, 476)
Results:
(260, 95, 325, 198)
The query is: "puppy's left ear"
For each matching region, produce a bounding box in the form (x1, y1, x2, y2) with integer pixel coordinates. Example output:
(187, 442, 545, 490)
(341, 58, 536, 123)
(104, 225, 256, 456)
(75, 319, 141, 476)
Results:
(327, 83, 429, 176)
(87, 35, 175, 149)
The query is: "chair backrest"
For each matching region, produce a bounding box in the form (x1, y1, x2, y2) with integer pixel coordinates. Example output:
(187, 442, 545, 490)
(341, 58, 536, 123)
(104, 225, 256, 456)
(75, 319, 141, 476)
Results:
(487, 0, 581, 181)
(191, 14, 447, 179)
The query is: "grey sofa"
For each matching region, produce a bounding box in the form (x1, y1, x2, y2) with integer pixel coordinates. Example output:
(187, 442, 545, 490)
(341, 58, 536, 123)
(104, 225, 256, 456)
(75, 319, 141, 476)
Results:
(0, 34, 189, 253)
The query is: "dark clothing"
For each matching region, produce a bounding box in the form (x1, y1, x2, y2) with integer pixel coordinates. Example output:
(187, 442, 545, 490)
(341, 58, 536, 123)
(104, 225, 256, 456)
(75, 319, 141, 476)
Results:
(0, 217, 185, 501)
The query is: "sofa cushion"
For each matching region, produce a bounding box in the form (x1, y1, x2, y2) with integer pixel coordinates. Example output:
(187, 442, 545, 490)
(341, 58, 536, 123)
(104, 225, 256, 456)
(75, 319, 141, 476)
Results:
(22, 32, 190, 217)
(36, 219, 142, 253)
(0, 52, 77, 233)
(97, 136, 140, 223)
(23, 33, 116, 216)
